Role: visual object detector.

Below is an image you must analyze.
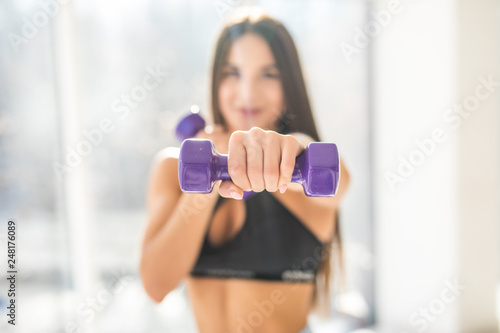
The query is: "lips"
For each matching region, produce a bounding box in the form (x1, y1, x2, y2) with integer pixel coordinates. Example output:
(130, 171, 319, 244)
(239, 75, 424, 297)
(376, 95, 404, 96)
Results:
(240, 107, 261, 115)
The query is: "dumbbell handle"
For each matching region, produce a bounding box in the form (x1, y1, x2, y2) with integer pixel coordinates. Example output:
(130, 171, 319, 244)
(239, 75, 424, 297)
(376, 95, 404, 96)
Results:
(211, 154, 306, 184)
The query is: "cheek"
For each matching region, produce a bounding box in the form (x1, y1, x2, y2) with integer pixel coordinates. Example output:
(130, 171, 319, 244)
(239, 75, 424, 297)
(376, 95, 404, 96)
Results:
(218, 80, 235, 108)
(263, 81, 284, 109)
(261, 82, 284, 129)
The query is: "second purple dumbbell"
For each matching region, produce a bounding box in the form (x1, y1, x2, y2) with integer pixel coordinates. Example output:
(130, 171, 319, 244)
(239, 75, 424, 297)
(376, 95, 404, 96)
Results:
(178, 138, 340, 197)
(175, 107, 206, 142)
(176, 108, 256, 199)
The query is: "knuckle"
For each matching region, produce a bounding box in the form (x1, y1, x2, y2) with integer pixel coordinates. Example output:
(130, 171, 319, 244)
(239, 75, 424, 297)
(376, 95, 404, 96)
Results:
(228, 161, 245, 176)
(249, 127, 265, 139)
(263, 167, 279, 180)
(247, 166, 261, 175)
(230, 131, 244, 143)
(283, 134, 295, 145)
(265, 131, 277, 144)
(280, 163, 294, 179)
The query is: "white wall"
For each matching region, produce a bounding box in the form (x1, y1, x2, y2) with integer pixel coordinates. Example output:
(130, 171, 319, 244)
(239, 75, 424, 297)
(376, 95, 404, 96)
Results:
(373, 0, 500, 332)
(455, 0, 500, 331)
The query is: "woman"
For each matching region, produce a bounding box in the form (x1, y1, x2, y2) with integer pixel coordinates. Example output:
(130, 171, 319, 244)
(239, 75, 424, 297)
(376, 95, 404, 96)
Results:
(139, 7, 351, 333)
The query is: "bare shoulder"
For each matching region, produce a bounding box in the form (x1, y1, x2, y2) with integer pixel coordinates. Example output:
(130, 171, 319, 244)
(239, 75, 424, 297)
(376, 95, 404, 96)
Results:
(141, 147, 182, 249)
(153, 146, 180, 162)
(147, 147, 182, 210)
(150, 146, 180, 184)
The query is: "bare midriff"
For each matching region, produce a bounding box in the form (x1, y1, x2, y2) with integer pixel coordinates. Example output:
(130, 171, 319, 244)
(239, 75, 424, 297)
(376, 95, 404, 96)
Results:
(185, 276, 314, 333)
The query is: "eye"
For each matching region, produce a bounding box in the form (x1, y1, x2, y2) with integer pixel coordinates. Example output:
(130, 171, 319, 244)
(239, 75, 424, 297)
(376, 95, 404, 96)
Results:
(222, 70, 239, 77)
(263, 72, 280, 79)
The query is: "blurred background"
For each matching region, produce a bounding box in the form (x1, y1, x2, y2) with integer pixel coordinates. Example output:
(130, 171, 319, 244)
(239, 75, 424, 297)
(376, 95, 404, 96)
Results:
(0, 0, 498, 332)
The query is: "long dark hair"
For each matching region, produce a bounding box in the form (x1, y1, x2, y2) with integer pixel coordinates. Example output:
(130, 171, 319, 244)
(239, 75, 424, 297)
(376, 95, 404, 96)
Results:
(209, 8, 345, 316)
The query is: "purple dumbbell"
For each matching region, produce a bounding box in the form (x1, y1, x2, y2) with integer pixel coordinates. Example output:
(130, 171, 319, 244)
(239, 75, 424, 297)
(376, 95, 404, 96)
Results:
(178, 139, 340, 197)
(175, 108, 255, 199)
(175, 109, 206, 142)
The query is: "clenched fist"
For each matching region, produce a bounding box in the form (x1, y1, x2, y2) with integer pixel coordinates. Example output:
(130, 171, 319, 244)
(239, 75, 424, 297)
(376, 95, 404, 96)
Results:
(218, 127, 307, 200)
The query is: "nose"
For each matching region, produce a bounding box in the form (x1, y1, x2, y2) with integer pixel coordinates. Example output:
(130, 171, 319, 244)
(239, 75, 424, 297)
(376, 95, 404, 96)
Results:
(238, 76, 258, 105)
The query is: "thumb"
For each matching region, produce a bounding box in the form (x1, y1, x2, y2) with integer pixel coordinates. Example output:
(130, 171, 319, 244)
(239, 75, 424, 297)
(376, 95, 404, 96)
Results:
(218, 180, 244, 200)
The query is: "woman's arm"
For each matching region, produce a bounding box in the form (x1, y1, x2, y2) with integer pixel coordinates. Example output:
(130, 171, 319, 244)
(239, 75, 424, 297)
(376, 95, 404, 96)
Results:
(139, 149, 221, 303)
(264, 132, 351, 242)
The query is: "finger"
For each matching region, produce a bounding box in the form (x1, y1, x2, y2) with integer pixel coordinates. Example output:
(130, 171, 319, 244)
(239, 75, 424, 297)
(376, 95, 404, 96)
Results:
(245, 141, 265, 192)
(228, 133, 252, 192)
(212, 179, 221, 192)
(263, 134, 281, 192)
(218, 180, 244, 200)
(278, 136, 297, 193)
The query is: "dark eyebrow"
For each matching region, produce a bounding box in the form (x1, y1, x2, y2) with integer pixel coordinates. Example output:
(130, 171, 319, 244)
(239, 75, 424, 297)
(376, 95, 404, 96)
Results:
(221, 62, 279, 71)
(262, 64, 279, 71)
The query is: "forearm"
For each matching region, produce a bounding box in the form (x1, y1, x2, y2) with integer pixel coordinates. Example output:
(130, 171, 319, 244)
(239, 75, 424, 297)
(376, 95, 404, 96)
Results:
(140, 189, 220, 302)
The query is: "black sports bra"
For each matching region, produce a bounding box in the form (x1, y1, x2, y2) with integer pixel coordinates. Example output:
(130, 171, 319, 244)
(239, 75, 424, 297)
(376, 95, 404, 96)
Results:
(189, 190, 331, 283)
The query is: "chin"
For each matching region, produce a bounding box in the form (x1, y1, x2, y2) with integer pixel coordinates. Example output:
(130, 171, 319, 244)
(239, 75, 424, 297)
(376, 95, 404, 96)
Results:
(227, 119, 273, 132)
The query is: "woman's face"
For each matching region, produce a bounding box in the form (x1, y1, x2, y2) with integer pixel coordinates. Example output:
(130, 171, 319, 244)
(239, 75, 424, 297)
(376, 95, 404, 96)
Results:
(218, 33, 285, 133)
